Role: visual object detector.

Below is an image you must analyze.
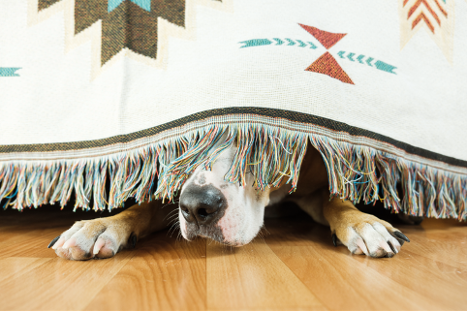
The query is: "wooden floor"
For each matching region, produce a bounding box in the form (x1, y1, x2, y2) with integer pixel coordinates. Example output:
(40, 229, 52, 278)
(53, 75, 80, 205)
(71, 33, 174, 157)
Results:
(0, 204, 466, 311)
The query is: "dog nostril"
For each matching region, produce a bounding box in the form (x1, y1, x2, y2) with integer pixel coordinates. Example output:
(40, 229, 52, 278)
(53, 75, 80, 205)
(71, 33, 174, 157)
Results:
(179, 184, 227, 225)
(180, 204, 194, 223)
(180, 205, 189, 213)
(197, 208, 209, 218)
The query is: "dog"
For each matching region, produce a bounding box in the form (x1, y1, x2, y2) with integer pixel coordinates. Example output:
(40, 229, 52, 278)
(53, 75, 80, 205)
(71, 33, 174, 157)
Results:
(48, 142, 410, 260)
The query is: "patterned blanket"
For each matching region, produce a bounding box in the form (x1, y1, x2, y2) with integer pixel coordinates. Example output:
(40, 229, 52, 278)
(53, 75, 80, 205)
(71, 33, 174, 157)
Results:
(0, 0, 466, 220)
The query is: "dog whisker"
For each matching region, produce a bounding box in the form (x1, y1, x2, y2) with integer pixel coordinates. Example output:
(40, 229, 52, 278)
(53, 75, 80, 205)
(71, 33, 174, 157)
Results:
(163, 208, 179, 222)
(168, 221, 181, 237)
(165, 215, 177, 221)
(165, 213, 179, 223)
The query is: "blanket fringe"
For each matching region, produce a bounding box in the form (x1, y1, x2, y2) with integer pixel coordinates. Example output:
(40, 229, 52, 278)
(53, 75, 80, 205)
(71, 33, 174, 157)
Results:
(0, 123, 466, 220)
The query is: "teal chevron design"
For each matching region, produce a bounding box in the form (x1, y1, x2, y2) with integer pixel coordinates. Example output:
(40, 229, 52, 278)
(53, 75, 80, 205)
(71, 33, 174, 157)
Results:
(0, 68, 21, 77)
(347, 52, 355, 61)
(335, 51, 397, 74)
(108, 0, 151, 12)
(239, 39, 272, 48)
(240, 38, 318, 50)
(374, 61, 397, 74)
(296, 40, 306, 48)
(273, 38, 284, 45)
(238, 25, 400, 81)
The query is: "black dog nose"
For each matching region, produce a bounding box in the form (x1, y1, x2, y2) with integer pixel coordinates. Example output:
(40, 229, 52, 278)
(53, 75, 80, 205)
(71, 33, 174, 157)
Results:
(179, 184, 226, 225)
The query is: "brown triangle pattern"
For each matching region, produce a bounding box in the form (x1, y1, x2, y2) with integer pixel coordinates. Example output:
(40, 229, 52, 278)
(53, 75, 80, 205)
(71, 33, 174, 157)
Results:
(298, 24, 346, 50)
(306, 52, 354, 85)
(37, 0, 223, 66)
(38, 0, 61, 11)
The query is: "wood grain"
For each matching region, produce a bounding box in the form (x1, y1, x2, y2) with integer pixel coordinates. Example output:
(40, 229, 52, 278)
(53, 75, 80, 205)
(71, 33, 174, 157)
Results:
(206, 237, 326, 310)
(0, 205, 465, 310)
(0, 251, 136, 310)
(271, 246, 452, 310)
(85, 233, 207, 311)
(265, 215, 467, 311)
(0, 257, 51, 284)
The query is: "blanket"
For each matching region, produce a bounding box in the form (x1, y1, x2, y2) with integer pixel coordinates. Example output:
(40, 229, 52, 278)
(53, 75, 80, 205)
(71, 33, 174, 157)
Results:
(0, 0, 466, 220)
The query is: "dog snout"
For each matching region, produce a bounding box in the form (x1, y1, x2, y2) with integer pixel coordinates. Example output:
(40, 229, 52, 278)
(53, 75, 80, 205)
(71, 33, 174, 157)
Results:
(179, 184, 227, 226)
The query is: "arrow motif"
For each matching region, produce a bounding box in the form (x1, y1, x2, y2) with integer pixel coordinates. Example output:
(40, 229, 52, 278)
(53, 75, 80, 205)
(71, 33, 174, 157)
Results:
(273, 38, 284, 45)
(240, 38, 320, 49)
(0, 68, 21, 77)
(374, 60, 397, 74)
(400, 0, 450, 62)
(334, 51, 397, 74)
(237, 33, 398, 76)
(405, 0, 444, 33)
(296, 40, 306, 48)
(239, 39, 272, 48)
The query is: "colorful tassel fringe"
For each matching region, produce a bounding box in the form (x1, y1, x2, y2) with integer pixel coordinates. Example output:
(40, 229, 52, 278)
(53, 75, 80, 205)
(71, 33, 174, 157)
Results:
(0, 123, 466, 221)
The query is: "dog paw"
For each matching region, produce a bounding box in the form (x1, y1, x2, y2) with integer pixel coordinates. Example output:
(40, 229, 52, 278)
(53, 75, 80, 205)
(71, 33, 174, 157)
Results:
(333, 218, 410, 258)
(48, 218, 137, 261)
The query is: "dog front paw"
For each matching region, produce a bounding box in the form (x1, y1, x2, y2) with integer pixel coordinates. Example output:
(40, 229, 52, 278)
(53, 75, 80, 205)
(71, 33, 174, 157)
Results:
(48, 218, 137, 261)
(333, 217, 410, 258)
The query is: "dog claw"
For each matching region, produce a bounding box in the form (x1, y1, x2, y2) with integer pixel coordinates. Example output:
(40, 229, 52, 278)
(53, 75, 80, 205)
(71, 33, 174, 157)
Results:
(128, 233, 137, 249)
(47, 235, 61, 248)
(388, 241, 397, 254)
(332, 233, 338, 247)
(394, 231, 410, 243)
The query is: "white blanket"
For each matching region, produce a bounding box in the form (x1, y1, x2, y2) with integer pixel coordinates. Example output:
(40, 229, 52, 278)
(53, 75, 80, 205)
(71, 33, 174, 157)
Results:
(0, 0, 466, 220)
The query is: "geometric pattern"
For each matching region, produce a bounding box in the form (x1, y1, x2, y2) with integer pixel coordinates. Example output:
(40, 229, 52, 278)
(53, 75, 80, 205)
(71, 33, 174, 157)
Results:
(108, 0, 151, 12)
(298, 24, 353, 84)
(306, 52, 354, 84)
(298, 24, 346, 49)
(399, 0, 454, 62)
(37, 0, 222, 66)
(0, 68, 21, 77)
(239, 24, 400, 83)
(337, 51, 397, 74)
(239, 38, 316, 49)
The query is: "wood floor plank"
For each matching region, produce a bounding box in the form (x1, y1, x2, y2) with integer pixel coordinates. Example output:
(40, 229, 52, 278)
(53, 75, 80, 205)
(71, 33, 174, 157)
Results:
(84, 232, 206, 311)
(270, 245, 449, 311)
(0, 228, 67, 260)
(0, 206, 465, 310)
(206, 237, 326, 310)
(0, 207, 121, 260)
(264, 214, 467, 310)
(344, 248, 467, 310)
(398, 219, 467, 267)
(0, 250, 136, 310)
(0, 257, 51, 284)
